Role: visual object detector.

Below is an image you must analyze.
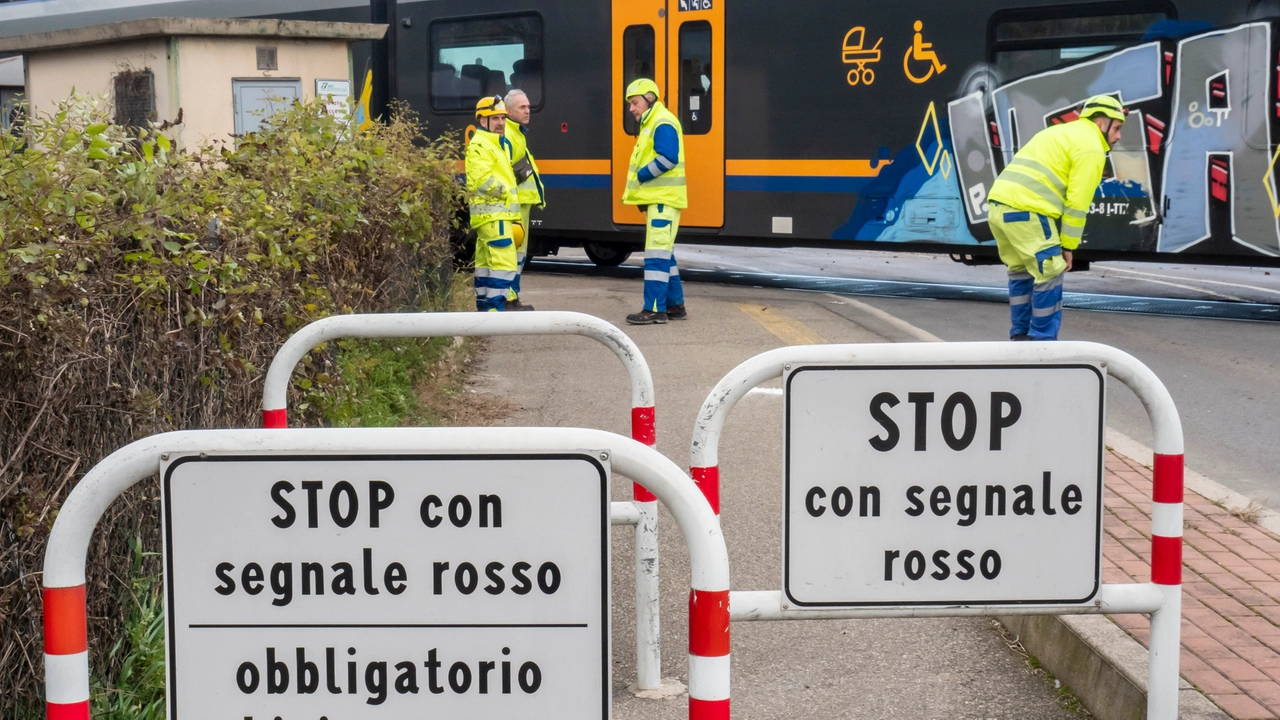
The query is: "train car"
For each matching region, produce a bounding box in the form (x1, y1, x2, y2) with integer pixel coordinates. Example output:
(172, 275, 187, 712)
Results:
(3, 0, 1280, 266)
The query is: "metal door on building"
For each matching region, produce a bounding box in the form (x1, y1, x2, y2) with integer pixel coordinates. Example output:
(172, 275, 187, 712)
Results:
(611, 0, 724, 228)
(232, 79, 302, 135)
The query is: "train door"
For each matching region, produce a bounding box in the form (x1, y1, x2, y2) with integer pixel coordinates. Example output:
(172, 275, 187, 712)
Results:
(612, 0, 724, 228)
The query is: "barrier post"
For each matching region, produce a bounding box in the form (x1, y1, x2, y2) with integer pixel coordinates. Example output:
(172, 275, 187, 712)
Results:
(259, 312, 664, 690)
(41, 427, 727, 719)
(690, 341, 1183, 719)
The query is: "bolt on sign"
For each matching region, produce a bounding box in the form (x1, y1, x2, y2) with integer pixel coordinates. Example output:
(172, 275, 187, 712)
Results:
(161, 452, 609, 719)
(784, 364, 1104, 607)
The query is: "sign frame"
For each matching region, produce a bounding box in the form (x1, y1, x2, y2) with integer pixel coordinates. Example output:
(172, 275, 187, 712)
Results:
(781, 362, 1106, 609)
(161, 450, 611, 720)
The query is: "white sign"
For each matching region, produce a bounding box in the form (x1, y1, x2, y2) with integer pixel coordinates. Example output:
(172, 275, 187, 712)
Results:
(162, 452, 609, 719)
(316, 79, 352, 121)
(784, 364, 1103, 607)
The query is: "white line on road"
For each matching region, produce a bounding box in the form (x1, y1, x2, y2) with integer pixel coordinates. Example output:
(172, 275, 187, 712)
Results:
(1101, 266, 1276, 300)
(825, 294, 944, 342)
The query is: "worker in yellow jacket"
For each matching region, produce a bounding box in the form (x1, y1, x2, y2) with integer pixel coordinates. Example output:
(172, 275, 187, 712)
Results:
(621, 78, 688, 325)
(466, 96, 523, 312)
(504, 88, 545, 311)
(987, 94, 1126, 340)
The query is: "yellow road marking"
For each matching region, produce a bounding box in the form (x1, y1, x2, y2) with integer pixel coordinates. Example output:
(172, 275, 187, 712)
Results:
(736, 304, 827, 345)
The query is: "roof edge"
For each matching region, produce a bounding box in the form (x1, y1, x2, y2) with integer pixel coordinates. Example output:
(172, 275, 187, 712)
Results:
(0, 17, 388, 54)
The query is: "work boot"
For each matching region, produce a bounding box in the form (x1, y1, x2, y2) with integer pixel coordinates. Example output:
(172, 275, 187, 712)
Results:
(626, 310, 668, 325)
(666, 304, 688, 321)
(507, 299, 536, 311)
(1011, 334, 1031, 341)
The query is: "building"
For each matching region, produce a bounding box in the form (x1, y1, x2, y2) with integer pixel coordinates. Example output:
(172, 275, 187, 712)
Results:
(0, 17, 386, 149)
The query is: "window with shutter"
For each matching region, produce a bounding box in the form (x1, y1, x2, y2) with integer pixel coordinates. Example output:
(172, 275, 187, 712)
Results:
(113, 70, 155, 129)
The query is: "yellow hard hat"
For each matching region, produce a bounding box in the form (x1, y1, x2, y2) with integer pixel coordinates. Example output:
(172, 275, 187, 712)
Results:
(475, 95, 507, 119)
(512, 222, 525, 249)
(625, 78, 661, 101)
(1080, 95, 1127, 122)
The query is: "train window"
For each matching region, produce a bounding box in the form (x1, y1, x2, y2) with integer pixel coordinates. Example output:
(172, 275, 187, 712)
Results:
(678, 22, 712, 136)
(989, 3, 1173, 82)
(622, 25, 655, 136)
(1249, 0, 1280, 18)
(430, 13, 543, 113)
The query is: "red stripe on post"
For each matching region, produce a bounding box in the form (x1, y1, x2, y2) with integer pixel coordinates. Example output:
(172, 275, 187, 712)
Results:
(689, 589, 730, 657)
(691, 466, 721, 515)
(1151, 535, 1183, 585)
(690, 698, 731, 720)
(46, 701, 90, 720)
(1153, 454, 1184, 504)
(262, 408, 287, 429)
(631, 406, 656, 446)
(633, 482, 657, 503)
(42, 585, 87, 655)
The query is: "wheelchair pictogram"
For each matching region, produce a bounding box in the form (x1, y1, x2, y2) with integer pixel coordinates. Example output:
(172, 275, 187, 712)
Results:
(903, 20, 946, 84)
(842, 26, 883, 87)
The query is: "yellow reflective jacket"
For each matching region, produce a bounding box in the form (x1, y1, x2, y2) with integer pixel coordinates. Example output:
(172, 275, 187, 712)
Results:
(505, 121, 546, 208)
(988, 118, 1109, 250)
(466, 128, 521, 228)
(621, 101, 687, 209)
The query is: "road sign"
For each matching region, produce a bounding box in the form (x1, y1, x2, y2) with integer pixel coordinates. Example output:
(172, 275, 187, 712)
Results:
(162, 452, 609, 719)
(784, 364, 1104, 607)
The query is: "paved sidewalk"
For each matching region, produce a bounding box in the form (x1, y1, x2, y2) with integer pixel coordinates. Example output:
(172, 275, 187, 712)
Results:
(1104, 451, 1280, 719)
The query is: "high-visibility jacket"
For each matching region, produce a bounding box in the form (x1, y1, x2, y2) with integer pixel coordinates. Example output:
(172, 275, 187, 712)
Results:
(622, 101, 687, 209)
(505, 121, 545, 209)
(988, 118, 1109, 250)
(466, 128, 521, 228)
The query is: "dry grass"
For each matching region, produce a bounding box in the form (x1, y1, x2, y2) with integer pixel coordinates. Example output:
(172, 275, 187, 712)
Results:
(1231, 500, 1266, 525)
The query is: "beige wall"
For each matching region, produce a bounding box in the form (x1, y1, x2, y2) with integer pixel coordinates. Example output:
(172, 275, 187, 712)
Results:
(176, 37, 351, 150)
(25, 36, 351, 152)
(26, 38, 173, 126)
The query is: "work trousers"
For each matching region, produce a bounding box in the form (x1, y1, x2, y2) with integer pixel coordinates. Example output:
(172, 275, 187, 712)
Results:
(990, 204, 1069, 340)
(642, 203, 685, 313)
(473, 219, 519, 312)
(511, 204, 532, 301)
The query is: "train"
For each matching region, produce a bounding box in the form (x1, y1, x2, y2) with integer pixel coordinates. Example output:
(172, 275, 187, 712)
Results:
(3, 0, 1280, 267)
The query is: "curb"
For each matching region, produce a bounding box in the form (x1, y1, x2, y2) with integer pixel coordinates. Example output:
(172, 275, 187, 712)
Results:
(995, 428, 1238, 720)
(996, 613, 1227, 720)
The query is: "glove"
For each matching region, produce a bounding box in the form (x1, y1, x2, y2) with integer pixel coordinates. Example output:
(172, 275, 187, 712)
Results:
(512, 222, 525, 249)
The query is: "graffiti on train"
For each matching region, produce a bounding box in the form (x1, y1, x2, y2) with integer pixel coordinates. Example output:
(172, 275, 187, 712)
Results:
(847, 21, 1280, 257)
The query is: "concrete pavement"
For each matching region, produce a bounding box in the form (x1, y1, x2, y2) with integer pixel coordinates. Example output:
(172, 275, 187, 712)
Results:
(473, 272, 1087, 718)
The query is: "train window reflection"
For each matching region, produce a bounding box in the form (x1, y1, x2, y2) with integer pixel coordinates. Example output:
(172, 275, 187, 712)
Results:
(678, 21, 711, 136)
(430, 13, 543, 113)
(623, 25, 655, 136)
(989, 4, 1171, 82)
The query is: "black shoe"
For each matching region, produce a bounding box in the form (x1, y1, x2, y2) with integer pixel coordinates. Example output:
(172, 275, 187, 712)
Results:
(507, 299, 535, 311)
(1011, 334, 1031, 341)
(666, 304, 688, 320)
(626, 310, 668, 325)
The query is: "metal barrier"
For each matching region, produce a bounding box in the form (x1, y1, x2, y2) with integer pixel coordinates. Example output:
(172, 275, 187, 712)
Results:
(688, 341, 1183, 719)
(41, 427, 730, 720)
(259, 312, 665, 690)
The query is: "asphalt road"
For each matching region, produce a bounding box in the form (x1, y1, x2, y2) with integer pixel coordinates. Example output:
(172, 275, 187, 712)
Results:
(475, 272, 1087, 718)
(546, 246, 1280, 507)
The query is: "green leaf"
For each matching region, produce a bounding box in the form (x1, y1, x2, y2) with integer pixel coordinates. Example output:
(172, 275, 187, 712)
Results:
(162, 241, 182, 253)
(86, 122, 109, 136)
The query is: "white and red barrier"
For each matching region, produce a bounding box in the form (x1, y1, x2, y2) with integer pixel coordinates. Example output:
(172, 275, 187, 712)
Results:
(259, 311, 666, 690)
(688, 341, 1183, 720)
(41, 427, 729, 720)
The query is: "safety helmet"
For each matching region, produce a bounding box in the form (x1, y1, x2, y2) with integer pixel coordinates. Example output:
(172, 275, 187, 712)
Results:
(1080, 95, 1127, 122)
(624, 78, 661, 102)
(475, 95, 507, 119)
